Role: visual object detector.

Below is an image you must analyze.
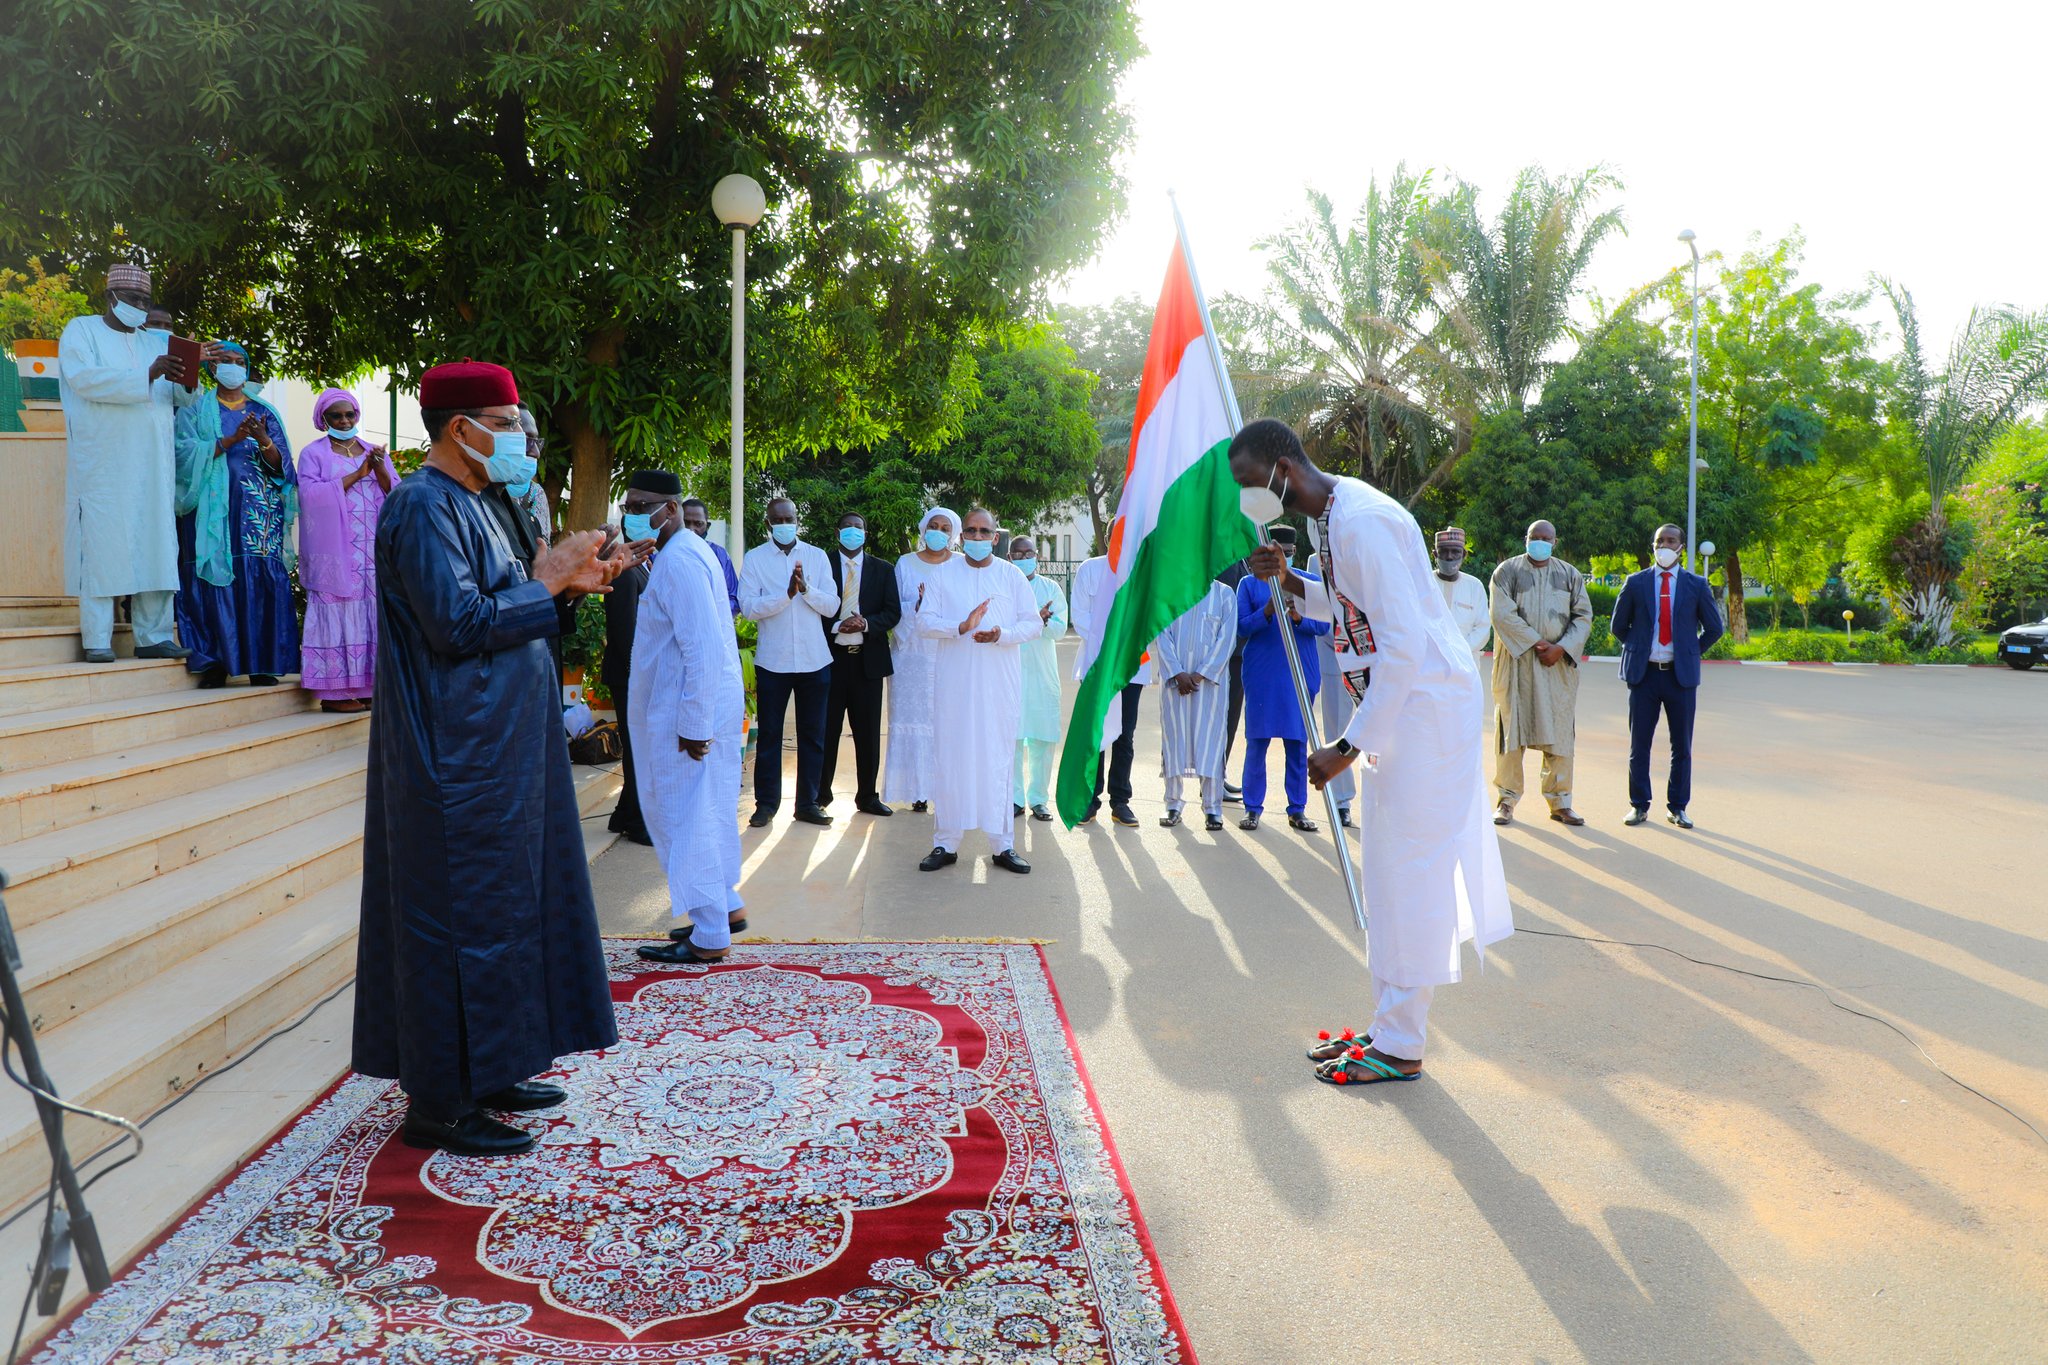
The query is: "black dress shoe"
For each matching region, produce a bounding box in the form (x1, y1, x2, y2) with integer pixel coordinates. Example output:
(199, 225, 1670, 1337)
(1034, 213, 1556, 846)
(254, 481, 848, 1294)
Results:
(1223, 782, 1243, 804)
(1081, 801, 1101, 823)
(638, 939, 728, 964)
(857, 798, 893, 817)
(749, 808, 775, 828)
(134, 640, 190, 660)
(1623, 808, 1648, 826)
(1159, 809, 1182, 828)
(911, 800, 929, 812)
(197, 665, 229, 689)
(919, 846, 958, 872)
(1205, 814, 1225, 831)
(1338, 808, 1353, 828)
(1031, 804, 1054, 822)
(400, 1108, 535, 1156)
(1667, 809, 1694, 830)
(991, 850, 1031, 874)
(1288, 813, 1319, 833)
(247, 673, 280, 686)
(477, 1080, 566, 1112)
(1111, 804, 1139, 827)
(1014, 803, 1025, 817)
(82, 648, 116, 664)
(612, 825, 653, 846)
(1239, 814, 1260, 831)
(794, 806, 833, 826)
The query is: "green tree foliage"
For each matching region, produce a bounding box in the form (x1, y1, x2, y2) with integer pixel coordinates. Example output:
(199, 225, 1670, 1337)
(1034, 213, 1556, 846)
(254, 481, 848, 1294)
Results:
(1660, 233, 1882, 640)
(0, 260, 91, 342)
(749, 329, 1097, 554)
(0, 0, 1140, 527)
(1231, 169, 1472, 502)
(1450, 319, 1685, 565)
(1953, 421, 2048, 630)
(1419, 165, 1628, 414)
(1875, 281, 2048, 641)
(1056, 296, 1153, 555)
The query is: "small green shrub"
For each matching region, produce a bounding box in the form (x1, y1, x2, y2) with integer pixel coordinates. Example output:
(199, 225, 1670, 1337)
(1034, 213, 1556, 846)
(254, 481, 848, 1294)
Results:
(1583, 617, 1617, 657)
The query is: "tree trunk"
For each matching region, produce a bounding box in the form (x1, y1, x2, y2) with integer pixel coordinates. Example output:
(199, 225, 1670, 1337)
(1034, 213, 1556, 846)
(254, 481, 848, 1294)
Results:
(556, 399, 613, 531)
(1723, 546, 1748, 642)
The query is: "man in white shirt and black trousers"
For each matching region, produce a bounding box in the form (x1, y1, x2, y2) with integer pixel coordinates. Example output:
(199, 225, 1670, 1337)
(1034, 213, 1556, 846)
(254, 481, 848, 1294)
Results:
(738, 497, 841, 827)
(817, 511, 902, 818)
(1610, 523, 1725, 829)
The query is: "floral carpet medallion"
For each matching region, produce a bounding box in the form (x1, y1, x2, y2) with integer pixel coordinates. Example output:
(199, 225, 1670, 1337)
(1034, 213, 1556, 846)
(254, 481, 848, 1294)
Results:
(37, 943, 1196, 1364)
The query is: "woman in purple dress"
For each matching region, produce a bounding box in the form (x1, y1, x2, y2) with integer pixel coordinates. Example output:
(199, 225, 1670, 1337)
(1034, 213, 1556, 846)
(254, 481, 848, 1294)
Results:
(171, 342, 300, 687)
(296, 387, 394, 712)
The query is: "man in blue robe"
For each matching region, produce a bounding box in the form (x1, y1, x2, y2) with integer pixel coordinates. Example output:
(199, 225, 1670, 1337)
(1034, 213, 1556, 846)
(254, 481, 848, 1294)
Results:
(352, 360, 628, 1157)
(1236, 542, 1330, 833)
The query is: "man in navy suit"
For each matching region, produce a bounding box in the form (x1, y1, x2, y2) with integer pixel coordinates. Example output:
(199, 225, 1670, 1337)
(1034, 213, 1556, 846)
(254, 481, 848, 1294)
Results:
(1610, 524, 1724, 829)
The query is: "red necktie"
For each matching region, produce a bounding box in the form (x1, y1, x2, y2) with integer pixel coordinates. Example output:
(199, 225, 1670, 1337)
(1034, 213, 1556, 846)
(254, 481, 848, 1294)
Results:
(1658, 571, 1673, 647)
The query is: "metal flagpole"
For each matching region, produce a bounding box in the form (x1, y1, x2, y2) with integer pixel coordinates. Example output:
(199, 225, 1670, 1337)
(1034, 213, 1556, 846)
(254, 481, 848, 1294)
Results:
(1168, 192, 1368, 934)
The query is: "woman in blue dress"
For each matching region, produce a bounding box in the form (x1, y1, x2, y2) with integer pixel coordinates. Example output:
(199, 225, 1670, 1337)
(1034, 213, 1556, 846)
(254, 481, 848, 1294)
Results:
(172, 341, 300, 686)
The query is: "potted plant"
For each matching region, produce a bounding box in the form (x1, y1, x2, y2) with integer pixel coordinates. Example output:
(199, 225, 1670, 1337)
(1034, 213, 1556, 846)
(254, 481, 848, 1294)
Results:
(562, 594, 607, 700)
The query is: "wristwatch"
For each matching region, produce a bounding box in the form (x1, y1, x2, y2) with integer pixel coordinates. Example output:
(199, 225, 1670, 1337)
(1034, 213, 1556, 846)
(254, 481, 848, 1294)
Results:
(1333, 738, 1355, 757)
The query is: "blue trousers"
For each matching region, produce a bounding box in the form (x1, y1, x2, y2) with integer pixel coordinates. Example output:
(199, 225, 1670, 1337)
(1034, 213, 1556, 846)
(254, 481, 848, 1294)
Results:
(753, 664, 832, 813)
(1627, 667, 1697, 813)
(1242, 736, 1307, 816)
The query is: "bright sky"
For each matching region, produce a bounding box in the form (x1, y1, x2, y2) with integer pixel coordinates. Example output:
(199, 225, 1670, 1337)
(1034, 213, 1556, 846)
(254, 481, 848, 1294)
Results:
(1055, 0, 2047, 354)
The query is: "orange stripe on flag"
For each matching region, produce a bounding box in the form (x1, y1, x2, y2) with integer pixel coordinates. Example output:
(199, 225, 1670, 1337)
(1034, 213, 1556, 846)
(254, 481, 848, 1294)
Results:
(1122, 240, 1209, 485)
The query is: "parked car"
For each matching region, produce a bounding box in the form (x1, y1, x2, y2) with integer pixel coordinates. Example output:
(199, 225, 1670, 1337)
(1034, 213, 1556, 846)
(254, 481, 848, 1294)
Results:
(1998, 616, 2048, 670)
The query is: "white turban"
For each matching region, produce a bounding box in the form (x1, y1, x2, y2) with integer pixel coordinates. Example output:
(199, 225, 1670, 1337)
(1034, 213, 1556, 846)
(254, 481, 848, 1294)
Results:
(919, 505, 960, 547)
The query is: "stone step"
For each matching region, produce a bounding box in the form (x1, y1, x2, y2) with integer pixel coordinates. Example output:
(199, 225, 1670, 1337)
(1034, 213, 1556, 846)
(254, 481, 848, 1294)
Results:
(0, 709, 367, 844)
(0, 765, 623, 1223)
(0, 655, 193, 718)
(0, 747, 368, 927)
(16, 802, 365, 1038)
(0, 682, 313, 775)
(0, 878, 364, 1219)
(0, 623, 132, 667)
(0, 598, 79, 628)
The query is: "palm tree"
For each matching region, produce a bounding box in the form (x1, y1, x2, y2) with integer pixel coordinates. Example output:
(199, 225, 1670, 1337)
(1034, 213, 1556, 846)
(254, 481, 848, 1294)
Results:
(1228, 167, 1475, 503)
(1878, 281, 2048, 644)
(1418, 165, 1627, 413)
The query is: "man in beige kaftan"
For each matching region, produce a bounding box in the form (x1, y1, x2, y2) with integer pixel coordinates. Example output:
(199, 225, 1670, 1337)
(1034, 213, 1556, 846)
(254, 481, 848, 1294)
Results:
(1488, 520, 1591, 826)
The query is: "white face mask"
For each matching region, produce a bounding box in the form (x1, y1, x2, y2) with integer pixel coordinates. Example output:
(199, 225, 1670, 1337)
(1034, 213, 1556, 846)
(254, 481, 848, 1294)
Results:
(1654, 547, 1680, 569)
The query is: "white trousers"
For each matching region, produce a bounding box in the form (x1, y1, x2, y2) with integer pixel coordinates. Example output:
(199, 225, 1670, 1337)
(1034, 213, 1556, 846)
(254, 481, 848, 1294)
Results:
(81, 591, 175, 650)
(678, 886, 742, 952)
(1370, 974, 1435, 1062)
(1164, 772, 1221, 815)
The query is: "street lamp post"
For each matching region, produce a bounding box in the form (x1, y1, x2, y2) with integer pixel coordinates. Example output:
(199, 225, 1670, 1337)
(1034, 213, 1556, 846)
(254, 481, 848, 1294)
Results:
(1679, 228, 1701, 575)
(713, 173, 767, 560)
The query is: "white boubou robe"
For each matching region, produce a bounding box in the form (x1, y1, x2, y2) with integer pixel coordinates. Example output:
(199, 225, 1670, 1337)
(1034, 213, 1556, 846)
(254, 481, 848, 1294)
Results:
(1153, 581, 1236, 784)
(1018, 571, 1069, 744)
(1069, 553, 1154, 752)
(1302, 478, 1514, 987)
(57, 314, 199, 598)
(629, 531, 747, 948)
(917, 555, 1044, 853)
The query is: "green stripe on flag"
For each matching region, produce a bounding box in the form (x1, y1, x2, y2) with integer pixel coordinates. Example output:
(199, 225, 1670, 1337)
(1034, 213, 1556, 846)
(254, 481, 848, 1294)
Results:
(1055, 439, 1258, 826)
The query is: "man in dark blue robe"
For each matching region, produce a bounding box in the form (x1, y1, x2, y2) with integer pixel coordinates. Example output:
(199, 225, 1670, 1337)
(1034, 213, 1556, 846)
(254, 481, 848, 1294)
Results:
(352, 360, 627, 1157)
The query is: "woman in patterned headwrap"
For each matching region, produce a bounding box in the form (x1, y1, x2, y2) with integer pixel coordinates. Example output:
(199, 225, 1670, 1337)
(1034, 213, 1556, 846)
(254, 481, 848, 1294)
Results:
(296, 387, 395, 711)
(171, 340, 299, 687)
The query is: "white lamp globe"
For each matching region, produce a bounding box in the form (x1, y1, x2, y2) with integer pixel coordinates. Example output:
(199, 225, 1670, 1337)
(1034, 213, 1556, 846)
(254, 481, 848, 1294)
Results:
(1700, 540, 1716, 557)
(712, 173, 766, 228)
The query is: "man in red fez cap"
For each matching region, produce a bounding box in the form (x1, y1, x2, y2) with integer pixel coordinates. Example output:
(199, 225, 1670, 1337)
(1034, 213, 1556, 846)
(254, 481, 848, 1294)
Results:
(352, 359, 631, 1156)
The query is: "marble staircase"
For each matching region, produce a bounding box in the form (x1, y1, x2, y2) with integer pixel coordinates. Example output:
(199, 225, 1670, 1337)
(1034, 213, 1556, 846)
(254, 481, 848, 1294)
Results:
(0, 598, 623, 1242)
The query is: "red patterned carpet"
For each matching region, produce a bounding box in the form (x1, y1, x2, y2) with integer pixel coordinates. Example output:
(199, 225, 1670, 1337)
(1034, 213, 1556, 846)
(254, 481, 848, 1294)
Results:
(37, 942, 1195, 1364)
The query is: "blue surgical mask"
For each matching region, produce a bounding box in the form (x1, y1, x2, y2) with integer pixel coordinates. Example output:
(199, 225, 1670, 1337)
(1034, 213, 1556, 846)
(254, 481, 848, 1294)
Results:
(506, 481, 533, 500)
(922, 528, 951, 553)
(1015, 557, 1038, 577)
(112, 301, 148, 329)
(622, 512, 657, 542)
(839, 527, 866, 552)
(962, 539, 993, 563)
(770, 523, 799, 547)
(327, 425, 358, 442)
(213, 363, 248, 390)
(460, 418, 534, 484)
(1526, 540, 1553, 562)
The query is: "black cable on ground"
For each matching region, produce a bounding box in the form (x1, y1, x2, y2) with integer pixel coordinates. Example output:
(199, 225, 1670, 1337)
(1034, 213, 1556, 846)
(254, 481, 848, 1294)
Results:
(1520, 925, 2048, 1149)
